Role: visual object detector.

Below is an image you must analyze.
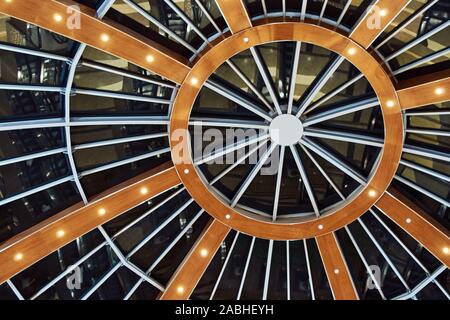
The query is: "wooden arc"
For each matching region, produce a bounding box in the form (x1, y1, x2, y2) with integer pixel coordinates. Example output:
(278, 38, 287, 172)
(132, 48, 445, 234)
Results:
(169, 22, 404, 240)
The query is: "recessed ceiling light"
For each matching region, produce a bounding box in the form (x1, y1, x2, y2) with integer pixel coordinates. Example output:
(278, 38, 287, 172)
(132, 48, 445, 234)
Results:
(14, 253, 23, 261)
(406, 218, 412, 224)
(177, 286, 185, 294)
(146, 55, 154, 63)
(200, 249, 208, 257)
(348, 47, 357, 55)
(435, 87, 445, 95)
(334, 268, 340, 274)
(386, 100, 395, 108)
(100, 34, 109, 42)
(368, 190, 377, 198)
(98, 208, 106, 216)
(184, 169, 190, 174)
(56, 230, 65, 238)
(243, 37, 249, 43)
(140, 187, 148, 195)
(53, 13, 63, 22)
(225, 214, 231, 220)
(443, 247, 449, 255)
(379, 9, 388, 17)
(190, 77, 199, 86)
(318, 224, 324, 230)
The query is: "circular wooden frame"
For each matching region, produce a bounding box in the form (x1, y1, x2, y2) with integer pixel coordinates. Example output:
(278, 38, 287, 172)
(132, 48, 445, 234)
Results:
(170, 22, 403, 240)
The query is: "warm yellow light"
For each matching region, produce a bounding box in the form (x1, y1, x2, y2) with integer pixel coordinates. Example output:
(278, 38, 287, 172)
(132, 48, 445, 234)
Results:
(435, 87, 445, 95)
(379, 9, 388, 17)
(334, 268, 340, 274)
(386, 100, 395, 108)
(100, 34, 110, 42)
(146, 55, 155, 63)
(98, 208, 106, 216)
(200, 249, 208, 257)
(368, 190, 377, 198)
(318, 224, 324, 230)
(56, 230, 65, 238)
(243, 37, 249, 43)
(14, 253, 23, 261)
(140, 187, 149, 195)
(443, 247, 449, 255)
(406, 218, 412, 224)
(225, 214, 231, 220)
(184, 168, 190, 174)
(348, 47, 357, 55)
(177, 286, 185, 294)
(190, 77, 199, 86)
(53, 13, 63, 22)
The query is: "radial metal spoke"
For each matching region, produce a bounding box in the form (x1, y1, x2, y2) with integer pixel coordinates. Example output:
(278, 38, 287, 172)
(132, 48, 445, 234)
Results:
(305, 74, 365, 115)
(80, 60, 175, 88)
(290, 145, 320, 217)
(385, 20, 450, 62)
(0, 43, 69, 61)
(0, 176, 74, 207)
(205, 79, 273, 121)
(344, 226, 386, 299)
(195, 133, 269, 165)
(73, 88, 171, 104)
(73, 133, 168, 150)
(304, 128, 385, 148)
(237, 237, 256, 300)
(393, 47, 450, 76)
(262, 240, 274, 300)
(296, 56, 346, 117)
(319, 0, 328, 21)
(80, 147, 171, 177)
(403, 144, 450, 163)
(210, 232, 240, 300)
(250, 47, 283, 115)
(336, 0, 353, 25)
(0, 118, 65, 131)
(300, 144, 346, 200)
(231, 143, 277, 207)
(287, 42, 301, 114)
(301, 138, 367, 185)
(0, 147, 66, 167)
(357, 218, 411, 291)
(193, 0, 222, 34)
(394, 175, 450, 208)
(400, 159, 450, 183)
(405, 129, 450, 137)
(286, 241, 290, 300)
(303, 240, 315, 300)
(226, 60, 274, 112)
(272, 146, 285, 221)
(304, 97, 379, 127)
(0, 84, 63, 92)
(189, 117, 269, 130)
(70, 116, 169, 126)
(210, 142, 266, 185)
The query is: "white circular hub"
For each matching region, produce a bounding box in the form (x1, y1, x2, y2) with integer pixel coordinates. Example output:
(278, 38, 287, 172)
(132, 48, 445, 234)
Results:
(269, 114, 304, 146)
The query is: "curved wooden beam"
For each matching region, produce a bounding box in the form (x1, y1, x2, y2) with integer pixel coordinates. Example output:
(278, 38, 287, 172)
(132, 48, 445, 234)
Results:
(376, 188, 450, 267)
(350, 0, 411, 49)
(215, 0, 252, 34)
(0, 163, 181, 285)
(0, 0, 190, 84)
(169, 22, 403, 240)
(397, 70, 450, 110)
(159, 219, 231, 300)
(316, 233, 359, 300)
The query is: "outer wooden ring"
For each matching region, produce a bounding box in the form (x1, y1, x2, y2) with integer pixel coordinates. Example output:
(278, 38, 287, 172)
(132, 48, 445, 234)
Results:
(170, 22, 404, 240)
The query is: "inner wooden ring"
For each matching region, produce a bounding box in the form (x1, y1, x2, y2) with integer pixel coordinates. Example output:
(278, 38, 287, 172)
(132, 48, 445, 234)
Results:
(169, 22, 403, 240)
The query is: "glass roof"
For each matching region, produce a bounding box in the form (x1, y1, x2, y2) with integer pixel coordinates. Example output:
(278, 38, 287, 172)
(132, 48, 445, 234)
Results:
(0, 0, 448, 301)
